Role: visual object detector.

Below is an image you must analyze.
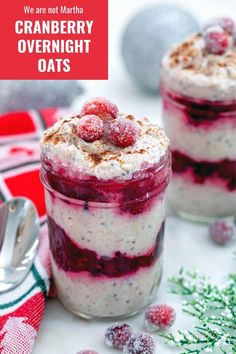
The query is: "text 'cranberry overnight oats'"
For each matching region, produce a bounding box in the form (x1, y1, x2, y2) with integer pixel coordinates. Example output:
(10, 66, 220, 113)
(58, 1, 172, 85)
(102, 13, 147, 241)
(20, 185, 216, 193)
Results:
(40, 98, 171, 318)
(161, 17, 236, 221)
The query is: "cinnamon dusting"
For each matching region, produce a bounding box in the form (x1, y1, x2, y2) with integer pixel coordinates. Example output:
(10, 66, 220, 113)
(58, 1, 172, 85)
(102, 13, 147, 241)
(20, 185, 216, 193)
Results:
(43, 129, 66, 145)
(72, 124, 77, 136)
(166, 32, 236, 78)
(89, 153, 103, 165)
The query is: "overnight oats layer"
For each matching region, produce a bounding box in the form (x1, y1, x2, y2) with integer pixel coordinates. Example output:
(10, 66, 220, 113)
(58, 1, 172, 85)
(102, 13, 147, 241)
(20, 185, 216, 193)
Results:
(161, 19, 236, 221)
(40, 98, 171, 318)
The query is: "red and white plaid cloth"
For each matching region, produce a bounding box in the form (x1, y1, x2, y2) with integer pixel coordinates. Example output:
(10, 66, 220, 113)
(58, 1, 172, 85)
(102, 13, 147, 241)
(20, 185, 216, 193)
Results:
(0, 109, 66, 354)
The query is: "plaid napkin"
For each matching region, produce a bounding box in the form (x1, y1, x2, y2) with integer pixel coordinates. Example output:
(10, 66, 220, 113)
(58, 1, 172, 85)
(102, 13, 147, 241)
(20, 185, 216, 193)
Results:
(0, 109, 65, 354)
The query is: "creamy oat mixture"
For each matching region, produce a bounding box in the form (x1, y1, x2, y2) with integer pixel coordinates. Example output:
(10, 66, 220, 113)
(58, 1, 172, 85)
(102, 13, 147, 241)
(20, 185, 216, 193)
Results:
(41, 114, 169, 180)
(162, 32, 236, 100)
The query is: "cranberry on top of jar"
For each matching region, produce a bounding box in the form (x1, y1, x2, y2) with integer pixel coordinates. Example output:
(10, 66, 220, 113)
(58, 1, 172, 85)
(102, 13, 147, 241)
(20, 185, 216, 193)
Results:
(40, 97, 169, 181)
(161, 17, 236, 101)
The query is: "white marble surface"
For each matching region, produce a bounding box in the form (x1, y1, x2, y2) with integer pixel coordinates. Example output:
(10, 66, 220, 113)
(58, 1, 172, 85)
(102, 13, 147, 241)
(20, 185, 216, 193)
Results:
(33, 0, 236, 353)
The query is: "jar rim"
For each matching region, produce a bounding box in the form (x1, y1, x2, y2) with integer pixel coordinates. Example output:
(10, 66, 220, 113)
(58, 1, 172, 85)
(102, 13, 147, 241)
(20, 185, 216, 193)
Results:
(40, 168, 169, 207)
(41, 149, 171, 186)
(40, 150, 171, 207)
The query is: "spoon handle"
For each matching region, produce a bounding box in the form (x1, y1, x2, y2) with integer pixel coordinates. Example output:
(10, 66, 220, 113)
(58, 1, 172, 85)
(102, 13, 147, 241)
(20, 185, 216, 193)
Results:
(0, 200, 22, 268)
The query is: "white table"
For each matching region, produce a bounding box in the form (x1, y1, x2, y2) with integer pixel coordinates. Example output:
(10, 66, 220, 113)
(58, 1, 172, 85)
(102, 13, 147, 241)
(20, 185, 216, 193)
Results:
(33, 1, 236, 352)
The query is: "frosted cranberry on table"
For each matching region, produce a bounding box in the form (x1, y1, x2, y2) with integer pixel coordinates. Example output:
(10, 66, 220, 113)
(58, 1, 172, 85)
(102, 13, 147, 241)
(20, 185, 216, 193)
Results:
(81, 97, 118, 120)
(105, 323, 133, 349)
(76, 115, 104, 142)
(210, 219, 236, 246)
(123, 333, 155, 354)
(145, 304, 176, 332)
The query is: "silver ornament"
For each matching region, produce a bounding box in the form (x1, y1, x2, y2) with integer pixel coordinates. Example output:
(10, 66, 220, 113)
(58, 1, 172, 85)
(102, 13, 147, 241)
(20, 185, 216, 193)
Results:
(0, 80, 84, 113)
(121, 4, 199, 94)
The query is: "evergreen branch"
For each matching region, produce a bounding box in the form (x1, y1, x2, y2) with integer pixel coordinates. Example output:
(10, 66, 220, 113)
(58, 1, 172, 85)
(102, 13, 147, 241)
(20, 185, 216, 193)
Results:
(160, 269, 236, 353)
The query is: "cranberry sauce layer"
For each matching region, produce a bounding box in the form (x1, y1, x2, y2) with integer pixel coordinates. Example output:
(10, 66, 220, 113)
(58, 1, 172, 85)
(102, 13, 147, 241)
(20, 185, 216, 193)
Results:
(163, 88, 236, 127)
(172, 151, 236, 190)
(41, 157, 171, 216)
(48, 217, 164, 278)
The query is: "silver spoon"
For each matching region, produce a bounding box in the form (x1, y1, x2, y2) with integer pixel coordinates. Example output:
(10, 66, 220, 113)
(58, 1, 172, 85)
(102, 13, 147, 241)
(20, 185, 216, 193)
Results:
(0, 197, 40, 294)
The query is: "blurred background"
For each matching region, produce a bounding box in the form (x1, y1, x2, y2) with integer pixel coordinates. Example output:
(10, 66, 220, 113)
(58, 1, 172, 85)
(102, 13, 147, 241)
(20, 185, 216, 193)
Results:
(77, 0, 236, 122)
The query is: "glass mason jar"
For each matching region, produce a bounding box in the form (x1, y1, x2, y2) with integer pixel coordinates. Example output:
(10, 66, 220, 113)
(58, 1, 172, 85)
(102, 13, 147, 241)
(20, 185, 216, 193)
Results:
(41, 152, 171, 319)
(161, 83, 236, 222)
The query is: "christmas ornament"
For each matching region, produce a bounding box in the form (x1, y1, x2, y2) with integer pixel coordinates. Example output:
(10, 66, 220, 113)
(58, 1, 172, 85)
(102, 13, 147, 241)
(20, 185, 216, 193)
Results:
(0, 80, 83, 113)
(121, 4, 199, 94)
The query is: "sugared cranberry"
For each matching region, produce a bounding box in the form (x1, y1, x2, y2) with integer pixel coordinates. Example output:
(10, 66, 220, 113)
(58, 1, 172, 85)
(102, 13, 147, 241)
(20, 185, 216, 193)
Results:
(219, 17, 235, 34)
(105, 323, 133, 349)
(123, 333, 155, 354)
(81, 97, 118, 120)
(145, 304, 176, 332)
(205, 17, 235, 34)
(76, 115, 103, 142)
(77, 351, 99, 354)
(210, 219, 236, 246)
(109, 117, 137, 147)
(203, 25, 229, 54)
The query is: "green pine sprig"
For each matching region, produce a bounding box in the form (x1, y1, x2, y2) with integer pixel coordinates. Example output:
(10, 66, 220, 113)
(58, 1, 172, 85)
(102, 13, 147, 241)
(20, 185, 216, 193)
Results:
(160, 269, 236, 354)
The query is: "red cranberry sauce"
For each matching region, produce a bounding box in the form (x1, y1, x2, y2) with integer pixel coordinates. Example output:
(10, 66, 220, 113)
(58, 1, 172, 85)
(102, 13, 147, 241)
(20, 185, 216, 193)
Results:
(41, 155, 171, 215)
(163, 87, 236, 127)
(48, 217, 164, 277)
(172, 151, 236, 190)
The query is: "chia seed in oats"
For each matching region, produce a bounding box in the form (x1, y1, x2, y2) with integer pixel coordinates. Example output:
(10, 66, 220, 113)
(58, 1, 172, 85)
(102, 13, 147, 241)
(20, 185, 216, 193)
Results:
(41, 98, 171, 318)
(161, 19, 236, 220)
